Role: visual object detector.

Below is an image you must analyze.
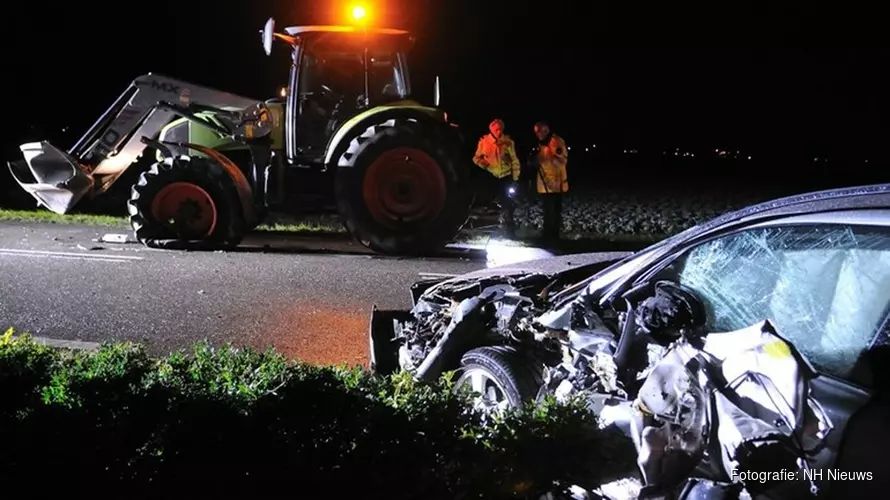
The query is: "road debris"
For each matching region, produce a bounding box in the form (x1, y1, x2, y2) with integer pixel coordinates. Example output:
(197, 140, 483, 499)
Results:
(98, 233, 135, 244)
(76, 244, 106, 251)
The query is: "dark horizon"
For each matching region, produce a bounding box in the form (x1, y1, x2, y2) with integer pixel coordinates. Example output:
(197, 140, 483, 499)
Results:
(6, 1, 889, 185)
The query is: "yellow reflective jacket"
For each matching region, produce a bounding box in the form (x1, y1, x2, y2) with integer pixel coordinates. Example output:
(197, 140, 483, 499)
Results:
(473, 133, 521, 181)
(536, 134, 568, 194)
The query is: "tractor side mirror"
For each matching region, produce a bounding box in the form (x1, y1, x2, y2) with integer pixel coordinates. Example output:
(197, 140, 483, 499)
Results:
(261, 17, 275, 56)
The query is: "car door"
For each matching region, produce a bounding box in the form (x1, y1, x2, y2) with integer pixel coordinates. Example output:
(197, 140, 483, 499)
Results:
(633, 212, 890, 493)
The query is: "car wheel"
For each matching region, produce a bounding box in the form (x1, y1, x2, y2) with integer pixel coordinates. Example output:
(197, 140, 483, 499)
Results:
(455, 346, 544, 413)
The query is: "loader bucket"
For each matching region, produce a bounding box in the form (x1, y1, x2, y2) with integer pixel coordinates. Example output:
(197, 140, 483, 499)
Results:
(7, 141, 94, 214)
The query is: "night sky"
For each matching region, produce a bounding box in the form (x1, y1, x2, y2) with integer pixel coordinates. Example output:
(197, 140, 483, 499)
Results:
(6, 1, 888, 187)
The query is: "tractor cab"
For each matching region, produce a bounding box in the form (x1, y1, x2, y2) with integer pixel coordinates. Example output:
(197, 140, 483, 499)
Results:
(263, 20, 417, 164)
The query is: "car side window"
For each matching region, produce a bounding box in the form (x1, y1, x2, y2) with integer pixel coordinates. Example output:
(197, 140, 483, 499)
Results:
(668, 224, 890, 384)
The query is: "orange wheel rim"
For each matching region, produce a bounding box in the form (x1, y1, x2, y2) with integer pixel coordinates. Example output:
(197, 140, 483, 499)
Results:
(150, 182, 218, 239)
(362, 147, 447, 229)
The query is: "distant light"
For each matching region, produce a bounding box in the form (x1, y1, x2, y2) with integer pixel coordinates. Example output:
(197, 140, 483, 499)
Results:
(592, 144, 596, 148)
(279, 87, 287, 97)
(585, 147, 589, 152)
(747, 156, 752, 160)
(351, 5, 367, 21)
(865, 159, 869, 163)
(567, 146, 571, 151)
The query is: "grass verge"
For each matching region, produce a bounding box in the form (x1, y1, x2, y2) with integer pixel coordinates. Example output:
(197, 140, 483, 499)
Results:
(0, 208, 348, 235)
(256, 213, 348, 236)
(0, 208, 128, 227)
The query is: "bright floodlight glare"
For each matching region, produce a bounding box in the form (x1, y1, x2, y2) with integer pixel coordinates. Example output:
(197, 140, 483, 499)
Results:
(351, 5, 367, 21)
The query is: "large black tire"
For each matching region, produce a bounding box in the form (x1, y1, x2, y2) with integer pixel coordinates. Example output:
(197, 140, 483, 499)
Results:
(127, 156, 245, 250)
(456, 346, 545, 409)
(334, 122, 473, 255)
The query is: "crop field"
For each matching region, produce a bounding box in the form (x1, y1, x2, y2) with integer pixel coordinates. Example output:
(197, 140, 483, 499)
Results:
(502, 185, 772, 240)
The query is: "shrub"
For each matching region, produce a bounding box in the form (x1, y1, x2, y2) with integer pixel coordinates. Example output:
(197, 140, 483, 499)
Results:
(0, 330, 635, 498)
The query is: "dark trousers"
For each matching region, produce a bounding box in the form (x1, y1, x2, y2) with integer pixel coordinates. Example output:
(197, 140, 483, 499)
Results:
(540, 193, 563, 241)
(482, 175, 515, 234)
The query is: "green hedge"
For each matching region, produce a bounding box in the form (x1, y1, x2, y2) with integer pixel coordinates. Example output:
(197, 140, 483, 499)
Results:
(0, 330, 634, 498)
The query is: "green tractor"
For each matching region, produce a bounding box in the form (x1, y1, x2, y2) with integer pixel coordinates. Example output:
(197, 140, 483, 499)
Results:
(7, 18, 473, 255)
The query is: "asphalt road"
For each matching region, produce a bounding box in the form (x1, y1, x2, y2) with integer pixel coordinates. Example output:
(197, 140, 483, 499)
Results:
(0, 222, 571, 366)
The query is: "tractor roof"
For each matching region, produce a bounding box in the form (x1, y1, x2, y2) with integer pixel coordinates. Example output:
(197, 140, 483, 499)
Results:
(283, 25, 414, 52)
(284, 25, 410, 37)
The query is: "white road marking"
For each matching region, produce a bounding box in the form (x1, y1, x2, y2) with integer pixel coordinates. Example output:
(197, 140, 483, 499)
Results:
(0, 254, 138, 263)
(0, 248, 144, 262)
(13, 336, 100, 351)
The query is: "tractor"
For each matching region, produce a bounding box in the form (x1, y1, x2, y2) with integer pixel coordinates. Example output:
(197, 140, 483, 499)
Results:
(7, 17, 473, 255)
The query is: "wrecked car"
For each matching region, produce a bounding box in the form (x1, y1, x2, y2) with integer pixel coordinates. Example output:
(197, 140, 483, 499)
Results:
(369, 183, 890, 499)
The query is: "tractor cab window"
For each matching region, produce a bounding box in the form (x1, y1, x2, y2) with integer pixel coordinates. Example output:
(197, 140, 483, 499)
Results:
(295, 51, 366, 155)
(298, 52, 365, 110)
(368, 52, 410, 104)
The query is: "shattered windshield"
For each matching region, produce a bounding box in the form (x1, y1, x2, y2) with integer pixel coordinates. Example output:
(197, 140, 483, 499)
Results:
(662, 224, 890, 382)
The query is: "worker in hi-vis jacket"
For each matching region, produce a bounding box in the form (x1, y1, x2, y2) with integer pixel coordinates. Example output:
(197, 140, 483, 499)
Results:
(473, 118, 522, 238)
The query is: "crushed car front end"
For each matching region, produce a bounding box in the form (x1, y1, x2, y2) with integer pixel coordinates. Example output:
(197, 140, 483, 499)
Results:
(367, 183, 890, 499)
(368, 252, 634, 380)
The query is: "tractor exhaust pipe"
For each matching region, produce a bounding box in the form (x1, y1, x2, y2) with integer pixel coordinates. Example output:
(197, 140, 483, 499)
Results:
(7, 142, 95, 213)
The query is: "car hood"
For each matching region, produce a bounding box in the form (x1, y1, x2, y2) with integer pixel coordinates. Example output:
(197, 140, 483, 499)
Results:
(455, 251, 633, 281)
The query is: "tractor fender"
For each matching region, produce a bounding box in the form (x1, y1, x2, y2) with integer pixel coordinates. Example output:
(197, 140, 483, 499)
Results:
(324, 106, 453, 169)
(179, 143, 256, 226)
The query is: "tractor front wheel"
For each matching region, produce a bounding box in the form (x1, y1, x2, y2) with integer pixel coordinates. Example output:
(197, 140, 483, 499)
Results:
(335, 124, 472, 255)
(127, 156, 245, 250)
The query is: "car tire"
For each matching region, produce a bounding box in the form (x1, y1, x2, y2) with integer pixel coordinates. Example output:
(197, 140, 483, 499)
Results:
(456, 346, 544, 410)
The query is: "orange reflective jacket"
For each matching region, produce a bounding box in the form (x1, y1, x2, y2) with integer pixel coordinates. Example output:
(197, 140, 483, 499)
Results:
(473, 133, 521, 181)
(536, 134, 568, 194)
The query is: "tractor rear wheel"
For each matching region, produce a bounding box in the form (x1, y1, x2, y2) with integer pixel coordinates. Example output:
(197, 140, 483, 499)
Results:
(335, 123, 472, 255)
(127, 156, 245, 250)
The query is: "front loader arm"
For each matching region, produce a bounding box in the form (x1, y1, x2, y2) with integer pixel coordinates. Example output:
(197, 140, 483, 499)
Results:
(8, 73, 266, 213)
(72, 73, 262, 175)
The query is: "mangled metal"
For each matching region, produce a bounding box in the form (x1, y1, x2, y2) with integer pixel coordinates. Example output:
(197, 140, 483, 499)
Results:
(394, 274, 556, 381)
(619, 319, 835, 499)
(380, 269, 843, 499)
